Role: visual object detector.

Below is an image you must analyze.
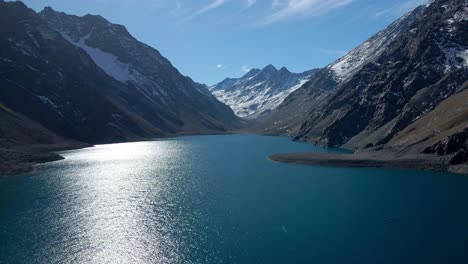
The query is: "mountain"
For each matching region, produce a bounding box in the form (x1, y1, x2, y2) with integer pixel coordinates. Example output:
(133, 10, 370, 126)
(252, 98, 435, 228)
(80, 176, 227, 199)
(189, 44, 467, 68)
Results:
(260, 4, 426, 135)
(0, 1, 240, 145)
(210, 65, 315, 119)
(0, 1, 240, 174)
(264, 0, 468, 173)
(328, 5, 426, 82)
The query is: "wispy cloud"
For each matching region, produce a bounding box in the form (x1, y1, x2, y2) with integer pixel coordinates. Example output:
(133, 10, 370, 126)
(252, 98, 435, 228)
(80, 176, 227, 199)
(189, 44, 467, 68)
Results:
(261, 0, 354, 25)
(183, 0, 226, 21)
(320, 48, 348, 56)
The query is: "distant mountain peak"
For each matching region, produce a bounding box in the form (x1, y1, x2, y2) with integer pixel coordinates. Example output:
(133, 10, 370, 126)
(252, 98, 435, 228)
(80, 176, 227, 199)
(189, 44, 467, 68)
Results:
(210, 66, 316, 119)
(42, 6, 55, 13)
(2, 0, 28, 9)
(262, 64, 278, 72)
(279, 67, 291, 73)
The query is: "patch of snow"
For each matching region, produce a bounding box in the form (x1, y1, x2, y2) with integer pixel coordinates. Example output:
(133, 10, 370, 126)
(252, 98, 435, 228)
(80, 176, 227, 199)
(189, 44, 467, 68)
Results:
(437, 40, 468, 72)
(26, 64, 38, 72)
(38, 27, 57, 40)
(37, 96, 59, 108)
(53, 28, 170, 105)
(459, 49, 468, 67)
(78, 40, 131, 82)
(0, 57, 12, 63)
(112, 114, 123, 120)
(56, 31, 131, 82)
(14, 42, 34, 57)
(426, 0, 436, 7)
(327, 6, 422, 81)
(25, 30, 40, 48)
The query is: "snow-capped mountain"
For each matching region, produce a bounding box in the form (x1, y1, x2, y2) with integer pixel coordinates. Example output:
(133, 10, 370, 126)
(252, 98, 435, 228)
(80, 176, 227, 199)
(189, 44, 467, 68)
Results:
(0, 2, 240, 144)
(328, 5, 425, 81)
(262, 0, 467, 169)
(210, 65, 315, 119)
(39, 7, 238, 127)
(233, 5, 423, 125)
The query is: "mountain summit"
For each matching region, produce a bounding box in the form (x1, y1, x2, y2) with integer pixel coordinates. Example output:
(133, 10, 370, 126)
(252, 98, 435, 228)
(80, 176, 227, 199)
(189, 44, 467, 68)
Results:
(210, 65, 316, 119)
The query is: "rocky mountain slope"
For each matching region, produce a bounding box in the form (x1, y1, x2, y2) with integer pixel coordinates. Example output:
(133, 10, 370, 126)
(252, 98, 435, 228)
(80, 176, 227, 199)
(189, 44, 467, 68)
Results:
(260, 4, 426, 135)
(0, 1, 240, 145)
(0, 1, 240, 174)
(0, 102, 87, 175)
(328, 5, 425, 81)
(264, 0, 468, 173)
(210, 65, 315, 119)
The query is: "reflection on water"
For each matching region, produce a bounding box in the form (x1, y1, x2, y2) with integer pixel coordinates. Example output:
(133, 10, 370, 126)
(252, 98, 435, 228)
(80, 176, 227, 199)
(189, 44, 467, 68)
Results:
(1, 135, 468, 264)
(60, 142, 188, 263)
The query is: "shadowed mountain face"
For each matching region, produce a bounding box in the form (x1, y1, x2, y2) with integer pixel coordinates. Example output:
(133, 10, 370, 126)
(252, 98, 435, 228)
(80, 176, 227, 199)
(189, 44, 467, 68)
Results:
(262, 0, 467, 166)
(210, 65, 316, 120)
(0, 1, 240, 146)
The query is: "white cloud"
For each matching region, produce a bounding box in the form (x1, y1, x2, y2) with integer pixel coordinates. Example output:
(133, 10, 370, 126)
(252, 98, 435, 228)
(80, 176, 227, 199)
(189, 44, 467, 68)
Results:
(261, 0, 354, 25)
(183, 0, 226, 21)
(217, 64, 223, 68)
(241, 65, 252, 73)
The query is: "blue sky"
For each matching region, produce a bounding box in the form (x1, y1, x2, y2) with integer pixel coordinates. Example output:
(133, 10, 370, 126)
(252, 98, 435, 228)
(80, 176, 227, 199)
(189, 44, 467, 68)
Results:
(19, 0, 427, 85)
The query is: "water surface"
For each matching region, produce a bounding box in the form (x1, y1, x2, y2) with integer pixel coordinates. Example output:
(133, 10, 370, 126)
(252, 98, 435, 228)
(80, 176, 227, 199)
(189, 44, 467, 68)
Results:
(1, 135, 468, 263)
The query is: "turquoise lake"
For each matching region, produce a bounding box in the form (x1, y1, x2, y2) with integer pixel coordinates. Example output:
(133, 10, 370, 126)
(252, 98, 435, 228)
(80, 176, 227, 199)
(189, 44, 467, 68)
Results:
(1, 135, 468, 263)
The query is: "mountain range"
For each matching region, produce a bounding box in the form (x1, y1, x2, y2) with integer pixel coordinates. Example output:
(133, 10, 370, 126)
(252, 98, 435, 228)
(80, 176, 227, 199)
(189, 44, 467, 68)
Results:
(264, 0, 467, 173)
(210, 65, 315, 119)
(0, 0, 466, 175)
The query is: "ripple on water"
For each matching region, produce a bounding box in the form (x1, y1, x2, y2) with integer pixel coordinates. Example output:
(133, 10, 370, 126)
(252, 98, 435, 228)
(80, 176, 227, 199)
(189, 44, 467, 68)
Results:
(1, 135, 468, 264)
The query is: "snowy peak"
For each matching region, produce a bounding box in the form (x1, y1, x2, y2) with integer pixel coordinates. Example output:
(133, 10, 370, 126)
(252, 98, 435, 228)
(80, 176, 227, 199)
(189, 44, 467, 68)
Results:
(328, 5, 425, 81)
(210, 66, 316, 119)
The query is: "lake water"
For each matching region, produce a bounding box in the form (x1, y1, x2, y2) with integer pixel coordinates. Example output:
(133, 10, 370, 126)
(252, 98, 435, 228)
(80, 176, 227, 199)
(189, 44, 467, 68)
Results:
(1, 135, 468, 263)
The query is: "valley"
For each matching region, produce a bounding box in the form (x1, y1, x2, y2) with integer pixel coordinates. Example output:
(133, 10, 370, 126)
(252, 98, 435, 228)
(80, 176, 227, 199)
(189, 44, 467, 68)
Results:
(1, 0, 468, 263)
(0, 0, 467, 176)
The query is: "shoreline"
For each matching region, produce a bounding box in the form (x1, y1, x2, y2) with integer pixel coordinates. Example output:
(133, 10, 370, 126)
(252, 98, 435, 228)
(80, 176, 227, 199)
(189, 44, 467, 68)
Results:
(0, 131, 244, 177)
(3, 134, 466, 176)
(0, 142, 91, 177)
(0, 149, 65, 176)
(270, 152, 468, 175)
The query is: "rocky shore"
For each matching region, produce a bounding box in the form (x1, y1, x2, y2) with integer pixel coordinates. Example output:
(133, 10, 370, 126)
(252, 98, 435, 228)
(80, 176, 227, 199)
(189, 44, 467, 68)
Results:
(0, 142, 90, 176)
(270, 151, 468, 175)
(0, 149, 64, 176)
